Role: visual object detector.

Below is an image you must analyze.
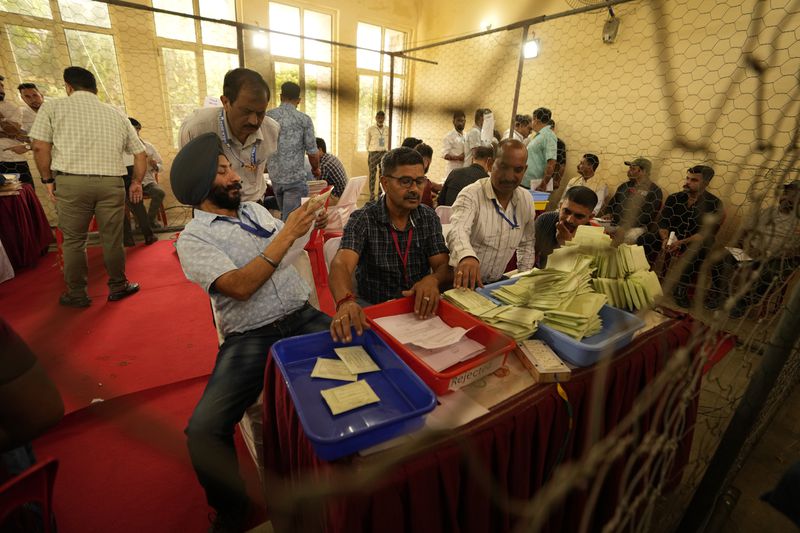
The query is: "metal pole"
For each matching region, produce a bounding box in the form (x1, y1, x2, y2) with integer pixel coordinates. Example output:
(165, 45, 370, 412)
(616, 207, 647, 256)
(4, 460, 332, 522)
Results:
(236, 26, 245, 68)
(510, 25, 529, 139)
(678, 279, 800, 531)
(388, 54, 395, 151)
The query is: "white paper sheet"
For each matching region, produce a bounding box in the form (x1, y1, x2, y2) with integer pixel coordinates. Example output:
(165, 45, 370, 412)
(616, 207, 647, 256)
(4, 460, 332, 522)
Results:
(373, 313, 469, 350)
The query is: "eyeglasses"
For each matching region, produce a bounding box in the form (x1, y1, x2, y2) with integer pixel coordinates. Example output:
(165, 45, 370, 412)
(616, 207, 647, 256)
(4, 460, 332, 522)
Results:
(385, 175, 428, 189)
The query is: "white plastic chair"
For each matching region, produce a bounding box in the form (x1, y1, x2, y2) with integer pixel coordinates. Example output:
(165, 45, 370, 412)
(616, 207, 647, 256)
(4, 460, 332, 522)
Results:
(327, 176, 367, 232)
(435, 205, 453, 224)
(323, 236, 342, 272)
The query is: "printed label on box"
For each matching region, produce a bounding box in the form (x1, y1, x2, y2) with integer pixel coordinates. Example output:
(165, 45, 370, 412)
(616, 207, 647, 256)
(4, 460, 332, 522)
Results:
(448, 355, 505, 391)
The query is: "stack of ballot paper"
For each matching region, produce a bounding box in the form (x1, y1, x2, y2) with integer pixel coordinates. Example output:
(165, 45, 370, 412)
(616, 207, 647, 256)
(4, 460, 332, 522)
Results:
(545, 225, 664, 311)
(373, 313, 486, 372)
(444, 289, 543, 341)
(543, 291, 606, 339)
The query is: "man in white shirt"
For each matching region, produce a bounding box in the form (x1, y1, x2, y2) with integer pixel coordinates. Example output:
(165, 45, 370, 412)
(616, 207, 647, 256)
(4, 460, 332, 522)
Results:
(0, 75, 33, 187)
(30, 66, 146, 307)
(365, 110, 387, 202)
(441, 111, 466, 178)
(18, 82, 43, 132)
(564, 153, 607, 215)
(501, 114, 532, 143)
(130, 118, 166, 228)
(180, 68, 279, 204)
(447, 139, 536, 288)
(464, 108, 493, 167)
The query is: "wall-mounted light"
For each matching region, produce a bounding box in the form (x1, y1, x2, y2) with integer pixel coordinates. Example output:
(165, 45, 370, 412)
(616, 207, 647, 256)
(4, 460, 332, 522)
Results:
(252, 31, 268, 50)
(479, 19, 493, 32)
(523, 38, 540, 59)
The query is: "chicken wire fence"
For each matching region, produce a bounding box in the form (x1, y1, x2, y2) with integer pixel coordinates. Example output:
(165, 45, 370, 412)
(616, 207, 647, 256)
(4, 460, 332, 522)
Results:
(1, 0, 799, 530)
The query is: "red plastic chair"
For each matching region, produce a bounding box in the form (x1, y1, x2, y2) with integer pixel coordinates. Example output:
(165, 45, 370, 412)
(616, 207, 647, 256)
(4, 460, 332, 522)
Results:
(304, 186, 337, 316)
(0, 457, 58, 533)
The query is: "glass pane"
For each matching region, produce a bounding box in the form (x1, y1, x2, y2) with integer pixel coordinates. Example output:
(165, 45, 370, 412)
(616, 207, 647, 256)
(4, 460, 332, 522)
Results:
(153, 0, 196, 42)
(383, 28, 405, 73)
(162, 48, 200, 147)
(357, 75, 379, 150)
(274, 62, 299, 96)
(64, 29, 125, 109)
(203, 50, 238, 99)
(0, 0, 52, 19)
(383, 76, 404, 148)
(356, 23, 381, 71)
(58, 0, 111, 28)
(269, 3, 300, 59)
(303, 10, 330, 63)
(304, 64, 331, 145)
(199, 0, 237, 48)
(5, 25, 62, 97)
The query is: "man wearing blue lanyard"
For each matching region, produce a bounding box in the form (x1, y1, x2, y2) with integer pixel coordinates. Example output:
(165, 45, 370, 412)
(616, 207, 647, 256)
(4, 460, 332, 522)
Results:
(171, 133, 330, 531)
(265, 82, 321, 220)
(328, 147, 452, 343)
(179, 68, 279, 205)
(447, 139, 537, 288)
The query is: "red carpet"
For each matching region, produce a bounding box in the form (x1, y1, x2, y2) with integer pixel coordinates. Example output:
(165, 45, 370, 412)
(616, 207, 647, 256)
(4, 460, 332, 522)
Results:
(33, 377, 265, 533)
(0, 240, 219, 413)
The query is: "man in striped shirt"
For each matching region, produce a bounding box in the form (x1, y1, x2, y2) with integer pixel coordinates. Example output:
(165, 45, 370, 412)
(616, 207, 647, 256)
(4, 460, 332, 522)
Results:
(30, 66, 145, 307)
(447, 139, 536, 288)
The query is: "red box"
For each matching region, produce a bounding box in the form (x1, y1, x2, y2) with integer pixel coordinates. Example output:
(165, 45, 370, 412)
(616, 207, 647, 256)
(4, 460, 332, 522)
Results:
(364, 296, 516, 395)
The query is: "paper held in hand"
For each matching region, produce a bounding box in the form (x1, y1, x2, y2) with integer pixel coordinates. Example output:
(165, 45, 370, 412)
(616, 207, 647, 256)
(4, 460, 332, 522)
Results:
(305, 187, 333, 212)
(321, 380, 380, 415)
(334, 346, 381, 374)
(310, 358, 358, 381)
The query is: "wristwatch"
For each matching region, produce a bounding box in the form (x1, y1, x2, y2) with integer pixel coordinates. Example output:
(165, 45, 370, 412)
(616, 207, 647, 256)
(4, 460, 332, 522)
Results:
(41, 177, 55, 184)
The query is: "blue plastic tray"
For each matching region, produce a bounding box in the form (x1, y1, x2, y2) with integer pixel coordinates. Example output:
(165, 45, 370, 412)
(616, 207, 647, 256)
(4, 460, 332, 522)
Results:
(530, 191, 550, 202)
(478, 278, 646, 367)
(270, 330, 437, 461)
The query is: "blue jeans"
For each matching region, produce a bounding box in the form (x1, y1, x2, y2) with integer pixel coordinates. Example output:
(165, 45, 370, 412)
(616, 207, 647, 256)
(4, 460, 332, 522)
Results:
(273, 181, 309, 221)
(186, 303, 330, 514)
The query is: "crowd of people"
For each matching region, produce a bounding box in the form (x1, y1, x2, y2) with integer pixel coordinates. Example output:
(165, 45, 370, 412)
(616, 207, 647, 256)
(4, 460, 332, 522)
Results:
(3, 63, 799, 532)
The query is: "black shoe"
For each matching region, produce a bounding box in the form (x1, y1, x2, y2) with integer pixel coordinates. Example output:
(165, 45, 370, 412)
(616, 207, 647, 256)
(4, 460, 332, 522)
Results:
(59, 293, 91, 308)
(108, 282, 140, 301)
(144, 235, 157, 245)
(673, 286, 690, 308)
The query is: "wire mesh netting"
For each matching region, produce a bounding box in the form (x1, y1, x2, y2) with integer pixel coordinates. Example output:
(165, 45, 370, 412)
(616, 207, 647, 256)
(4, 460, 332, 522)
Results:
(1, 0, 799, 531)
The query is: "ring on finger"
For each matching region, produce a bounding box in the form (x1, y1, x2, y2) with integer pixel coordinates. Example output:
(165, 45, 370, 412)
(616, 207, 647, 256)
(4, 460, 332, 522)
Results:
(423, 296, 430, 301)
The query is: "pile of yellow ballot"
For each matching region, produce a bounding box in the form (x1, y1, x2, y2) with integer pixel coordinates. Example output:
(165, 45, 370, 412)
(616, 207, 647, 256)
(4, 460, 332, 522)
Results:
(443, 289, 543, 341)
(550, 225, 664, 311)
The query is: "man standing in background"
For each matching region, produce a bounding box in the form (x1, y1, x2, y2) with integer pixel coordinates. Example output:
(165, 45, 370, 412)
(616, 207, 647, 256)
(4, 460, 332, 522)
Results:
(180, 68, 279, 205)
(548, 119, 567, 191)
(442, 110, 467, 178)
(131, 118, 166, 228)
(502, 114, 532, 143)
(523, 107, 557, 191)
(18, 82, 44, 132)
(0, 75, 33, 187)
(365, 110, 387, 203)
(464, 108, 493, 167)
(266, 81, 320, 220)
(564, 153, 607, 215)
(30, 66, 145, 307)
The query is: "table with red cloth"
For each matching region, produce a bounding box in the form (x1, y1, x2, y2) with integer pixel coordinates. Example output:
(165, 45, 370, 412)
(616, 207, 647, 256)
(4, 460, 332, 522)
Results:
(0, 184, 53, 269)
(261, 316, 698, 533)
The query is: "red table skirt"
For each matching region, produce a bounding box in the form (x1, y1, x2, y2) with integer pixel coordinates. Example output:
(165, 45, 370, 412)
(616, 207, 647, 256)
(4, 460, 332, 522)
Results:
(0, 185, 53, 269)
(262, 317, 698, 532)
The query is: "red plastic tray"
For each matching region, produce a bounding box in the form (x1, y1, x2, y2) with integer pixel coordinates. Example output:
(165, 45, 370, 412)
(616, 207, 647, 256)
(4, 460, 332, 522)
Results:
(364, 296, 515, 395)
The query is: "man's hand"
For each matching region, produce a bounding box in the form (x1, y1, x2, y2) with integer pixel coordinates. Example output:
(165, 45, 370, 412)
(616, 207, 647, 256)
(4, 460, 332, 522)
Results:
(311, 167, 321, 178)
(313, 208, 328, 230)
(665, 240, 682, 254)
(6, 144, 29, 155)
(283, 201, 317, 240)
(535, 182, 548, 192)
(402, 274, 440, 318)
(129, 181, 143, 204)
(556, 221, 577, 245)
(454, 257, 482, 290)
(46, 183, 56, 204)
(330, 300, 369, 343)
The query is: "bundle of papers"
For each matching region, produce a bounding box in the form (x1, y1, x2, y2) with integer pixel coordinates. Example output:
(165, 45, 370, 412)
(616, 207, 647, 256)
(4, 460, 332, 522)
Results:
(543, 292, 606, 339)
(592, 270, 663, 310)
(444, 289, 543, 341)
(373, 312, 486, 372)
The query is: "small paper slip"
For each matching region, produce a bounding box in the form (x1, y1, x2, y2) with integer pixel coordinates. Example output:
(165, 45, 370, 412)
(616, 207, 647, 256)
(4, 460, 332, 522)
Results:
(320, 380, 380, 415)
(334, 346, 380, 374)
(310, 358, 357, 381)
(726, 247, 753, 262)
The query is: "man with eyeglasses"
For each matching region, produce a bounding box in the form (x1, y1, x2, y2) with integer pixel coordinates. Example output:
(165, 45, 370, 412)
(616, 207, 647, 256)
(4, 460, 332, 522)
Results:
(329, 147, 451, 343)
(446, 139, 536, 288)
(534, 186, 598, 268)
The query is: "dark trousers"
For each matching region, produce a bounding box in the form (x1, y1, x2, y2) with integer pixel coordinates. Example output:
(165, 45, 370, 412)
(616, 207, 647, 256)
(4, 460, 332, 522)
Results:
(367, 151, 384, 202)
(711, 252, 800, 303)
(185, 304, 331, 514)
(0, 160, 34, 187)
(123, 166, 153, 242)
